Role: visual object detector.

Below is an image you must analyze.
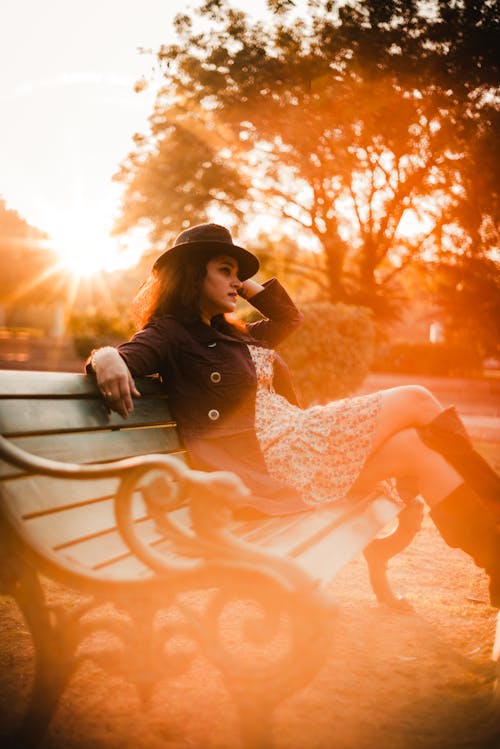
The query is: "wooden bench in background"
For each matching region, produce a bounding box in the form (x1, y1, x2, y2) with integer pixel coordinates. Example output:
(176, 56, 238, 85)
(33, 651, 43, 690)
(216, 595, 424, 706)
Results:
(2, 368, 488, 749)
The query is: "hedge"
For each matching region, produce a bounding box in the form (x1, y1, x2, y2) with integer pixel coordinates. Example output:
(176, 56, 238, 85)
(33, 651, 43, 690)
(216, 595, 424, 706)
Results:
(371, 342, 483, 376)
(277, 302, 375, 405)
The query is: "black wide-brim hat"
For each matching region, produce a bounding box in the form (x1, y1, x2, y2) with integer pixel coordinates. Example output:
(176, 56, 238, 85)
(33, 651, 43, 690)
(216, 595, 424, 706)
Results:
(153, 223, 259, 281)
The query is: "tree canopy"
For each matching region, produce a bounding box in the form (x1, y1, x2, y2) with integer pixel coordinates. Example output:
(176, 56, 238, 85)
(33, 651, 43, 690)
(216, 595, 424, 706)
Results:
(114, 0, 499, 321)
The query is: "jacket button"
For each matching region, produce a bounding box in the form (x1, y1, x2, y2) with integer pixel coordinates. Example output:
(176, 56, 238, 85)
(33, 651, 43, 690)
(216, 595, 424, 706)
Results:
(210, 371, 222, 383)
(208, 409, 220, 421)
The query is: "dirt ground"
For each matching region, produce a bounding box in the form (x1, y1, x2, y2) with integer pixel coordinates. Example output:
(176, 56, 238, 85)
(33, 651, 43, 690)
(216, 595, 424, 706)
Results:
(0, 444, 499, 749)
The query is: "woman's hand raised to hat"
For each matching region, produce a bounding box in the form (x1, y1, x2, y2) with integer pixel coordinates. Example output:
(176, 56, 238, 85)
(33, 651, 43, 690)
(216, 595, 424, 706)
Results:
(237, 279, 265, 300)
(91, 347, 140, 419)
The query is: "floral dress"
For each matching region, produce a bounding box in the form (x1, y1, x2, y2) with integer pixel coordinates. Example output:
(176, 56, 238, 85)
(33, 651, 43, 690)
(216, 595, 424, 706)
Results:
(248, 345, 399, 507)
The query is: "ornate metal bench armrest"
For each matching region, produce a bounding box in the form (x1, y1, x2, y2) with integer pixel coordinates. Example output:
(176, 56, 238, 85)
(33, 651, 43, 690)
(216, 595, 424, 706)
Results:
(0, 432, 190, 483)
(0, 433, 327, 601)
(115, 463, 321, 596)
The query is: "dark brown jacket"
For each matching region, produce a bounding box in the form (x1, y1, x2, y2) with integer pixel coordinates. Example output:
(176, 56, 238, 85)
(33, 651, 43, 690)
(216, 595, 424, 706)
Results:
(117, 279, 309, 515)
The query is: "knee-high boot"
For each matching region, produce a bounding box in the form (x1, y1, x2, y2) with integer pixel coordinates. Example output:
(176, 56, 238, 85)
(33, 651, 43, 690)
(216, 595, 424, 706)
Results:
(418, 407, 500, 512)
(430, 483, 500, 607)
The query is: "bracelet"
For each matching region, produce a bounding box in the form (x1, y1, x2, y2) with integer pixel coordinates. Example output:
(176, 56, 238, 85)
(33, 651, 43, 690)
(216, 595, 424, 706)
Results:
(90, 346, 116, 372)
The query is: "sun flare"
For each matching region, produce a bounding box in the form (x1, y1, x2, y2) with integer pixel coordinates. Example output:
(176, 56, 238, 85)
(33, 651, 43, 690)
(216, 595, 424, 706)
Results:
(49, 220, 132, 278)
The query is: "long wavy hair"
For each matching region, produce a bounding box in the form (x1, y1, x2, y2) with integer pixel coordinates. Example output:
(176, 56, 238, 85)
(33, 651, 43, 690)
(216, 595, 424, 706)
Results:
(132, 250, 246, 336)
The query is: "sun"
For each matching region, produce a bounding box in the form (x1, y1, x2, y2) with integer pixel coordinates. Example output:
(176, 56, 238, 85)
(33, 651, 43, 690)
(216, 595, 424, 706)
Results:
(49, 219, 134, 278)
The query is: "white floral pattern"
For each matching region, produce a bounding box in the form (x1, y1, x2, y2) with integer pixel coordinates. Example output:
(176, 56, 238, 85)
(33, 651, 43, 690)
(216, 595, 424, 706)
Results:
(248, 345, 399, 507)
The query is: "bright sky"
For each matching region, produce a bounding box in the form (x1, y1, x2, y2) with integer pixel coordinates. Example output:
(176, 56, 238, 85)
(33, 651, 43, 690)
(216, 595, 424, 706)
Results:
(0, 0, 271, 275)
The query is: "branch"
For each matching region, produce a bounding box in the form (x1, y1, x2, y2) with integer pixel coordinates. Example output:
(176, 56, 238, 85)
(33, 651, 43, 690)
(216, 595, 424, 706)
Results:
(382, 224, 437, 283)
(380, 250, 416, 285)
(258, 253, 328, 289)
(261, 183, 312, 214)
(374, 159, 395, 192)
(348, 184, 365, 235)
(376, 202, 409, 263)
(367, 166, 377, 236)
(208, 193, 247, 219)
(281, 209, 314, 232)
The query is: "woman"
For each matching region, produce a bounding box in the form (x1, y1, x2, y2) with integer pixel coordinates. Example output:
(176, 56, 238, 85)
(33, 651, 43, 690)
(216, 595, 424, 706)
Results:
(89, 223, 500, 606)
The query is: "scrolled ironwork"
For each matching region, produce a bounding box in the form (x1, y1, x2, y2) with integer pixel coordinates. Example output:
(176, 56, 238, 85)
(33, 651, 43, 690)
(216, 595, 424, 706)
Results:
(167, 568, 334, 724)
(111, 459, 323, 599)
(0, 427, 336, 749)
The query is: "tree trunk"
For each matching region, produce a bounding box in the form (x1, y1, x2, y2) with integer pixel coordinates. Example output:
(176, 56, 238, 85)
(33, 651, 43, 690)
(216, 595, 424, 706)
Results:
(324, 241, 346, 304)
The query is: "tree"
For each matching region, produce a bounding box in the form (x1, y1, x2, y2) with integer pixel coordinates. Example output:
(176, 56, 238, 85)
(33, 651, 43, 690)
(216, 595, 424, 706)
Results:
(432, 254, 500, 359)
(0, 198, 66, 308)
(114, 0, 499, 320)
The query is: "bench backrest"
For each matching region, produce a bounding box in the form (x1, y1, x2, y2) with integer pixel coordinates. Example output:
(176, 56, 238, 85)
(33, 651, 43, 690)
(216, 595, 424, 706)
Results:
(0, 370, 187, 587)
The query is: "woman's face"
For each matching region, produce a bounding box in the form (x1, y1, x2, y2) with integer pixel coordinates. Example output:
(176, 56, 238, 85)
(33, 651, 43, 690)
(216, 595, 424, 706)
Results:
(198, 254, 242, 323)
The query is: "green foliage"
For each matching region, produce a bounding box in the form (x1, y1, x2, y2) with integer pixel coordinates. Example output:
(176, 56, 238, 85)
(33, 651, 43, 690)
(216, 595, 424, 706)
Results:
(68, 309, 135, 358)
(277, 302, 375, 405)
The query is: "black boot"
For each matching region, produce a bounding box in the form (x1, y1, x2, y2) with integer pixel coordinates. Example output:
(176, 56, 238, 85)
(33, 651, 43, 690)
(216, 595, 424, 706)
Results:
(430, 483, 500, 607)
(418, 407, 500, 512)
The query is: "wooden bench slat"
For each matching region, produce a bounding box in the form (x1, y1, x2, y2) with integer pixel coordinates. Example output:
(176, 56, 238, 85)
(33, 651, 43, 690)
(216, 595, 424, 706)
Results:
(1, 475, 120, 517)
(22, 497, 148, 549)
(1, 473, 188, 520)
(293, 497, 401, 583)
(233, 506, 347, 550)
(60, 521, 200, 578)
(0, 397, 174, 437)
(0, 427, 183, 478)
(90, 554, 155, 580)
(57, 520, 164, 570)
(225, 500, 400, 586)
(0, 369, 166, 398)
(234, 514, 305, 541)
(60, 528, 131, 563)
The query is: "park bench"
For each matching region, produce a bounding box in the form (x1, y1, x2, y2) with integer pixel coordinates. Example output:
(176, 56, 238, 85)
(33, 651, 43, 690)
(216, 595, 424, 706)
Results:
(0, 368, 494, 748)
